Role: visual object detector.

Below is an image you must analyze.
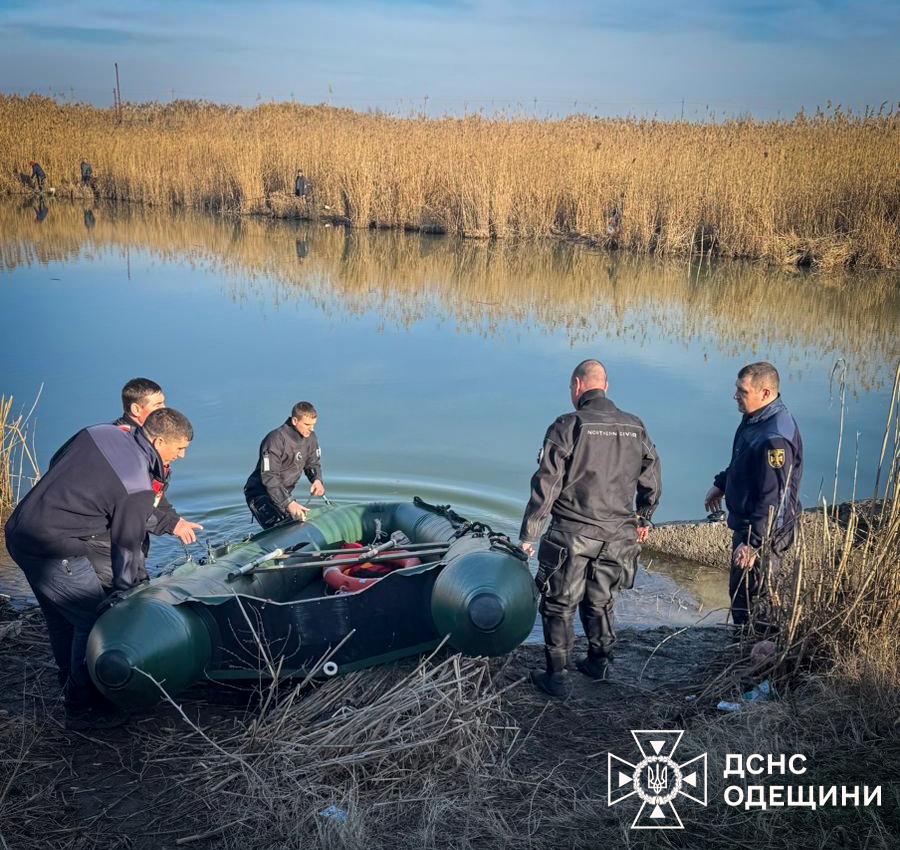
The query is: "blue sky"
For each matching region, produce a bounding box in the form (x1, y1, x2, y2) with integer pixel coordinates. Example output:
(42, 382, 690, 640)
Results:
(0, 0, 897, 119)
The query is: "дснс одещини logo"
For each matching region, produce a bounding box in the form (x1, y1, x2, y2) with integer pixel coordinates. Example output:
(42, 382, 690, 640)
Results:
(607, 730, 708, 829)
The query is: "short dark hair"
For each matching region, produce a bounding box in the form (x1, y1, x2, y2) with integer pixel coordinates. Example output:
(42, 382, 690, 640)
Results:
(122, 378, 162, 413)
(738, 362, 780, 391)
(143, 408, 193, 441)
(291, 401, 318, 420)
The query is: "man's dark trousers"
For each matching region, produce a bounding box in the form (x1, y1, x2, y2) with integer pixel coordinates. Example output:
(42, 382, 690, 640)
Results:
(6, 542, 107, 707)
(536, 519, 639, 673)
(729, 531, 787, 627)
(247, 494, 287, 529)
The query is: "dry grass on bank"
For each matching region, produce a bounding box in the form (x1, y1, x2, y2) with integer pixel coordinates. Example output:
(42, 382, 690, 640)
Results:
(2, 95, 898, 268)
(0, 393, 41, 526)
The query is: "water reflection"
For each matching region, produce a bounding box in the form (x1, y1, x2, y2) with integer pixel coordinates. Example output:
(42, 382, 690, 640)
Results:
(0, 200, 895, 631)
(1, 201, 896, 388)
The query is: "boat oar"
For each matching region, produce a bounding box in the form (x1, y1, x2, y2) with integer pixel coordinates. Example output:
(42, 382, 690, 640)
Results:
(226, 548, 285, 582)
(253, 555, 448, 577)
(256, 546, 451, 574)
(277, 540, 447, 561)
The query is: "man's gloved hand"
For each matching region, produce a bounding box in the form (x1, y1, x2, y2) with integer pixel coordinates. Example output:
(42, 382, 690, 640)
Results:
(636, 516, 653, 543)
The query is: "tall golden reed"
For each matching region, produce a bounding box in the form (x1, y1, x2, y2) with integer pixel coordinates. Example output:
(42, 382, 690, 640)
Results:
(1, 95, 897, 268)
(0, 394, 41, 523)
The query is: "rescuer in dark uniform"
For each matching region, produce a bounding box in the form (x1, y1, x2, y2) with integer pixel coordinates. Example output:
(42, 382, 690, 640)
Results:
(294, 170, 308, 198)
(519, 360, 661, 697)
(244, 401, 325, 528)
(704, 362, 803, 627)
(70, 379, 203, 587)
(4, 409, 195, 722)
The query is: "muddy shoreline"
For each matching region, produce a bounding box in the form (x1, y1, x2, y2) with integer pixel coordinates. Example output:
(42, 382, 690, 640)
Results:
(2, 598, 896, 849)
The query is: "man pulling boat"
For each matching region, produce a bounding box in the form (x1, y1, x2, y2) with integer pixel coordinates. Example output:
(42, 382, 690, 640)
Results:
(244, 401, 326, 528)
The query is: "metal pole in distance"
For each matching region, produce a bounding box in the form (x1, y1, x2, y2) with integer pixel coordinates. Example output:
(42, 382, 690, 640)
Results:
(114, 62, 122, 122)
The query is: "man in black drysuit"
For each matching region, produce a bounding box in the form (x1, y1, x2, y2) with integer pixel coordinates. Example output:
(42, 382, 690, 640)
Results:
(520, 360, 661, 697)
(704, 361, 803, 627)
(244, 401, 325, 528)
(4, 409, 194, 722)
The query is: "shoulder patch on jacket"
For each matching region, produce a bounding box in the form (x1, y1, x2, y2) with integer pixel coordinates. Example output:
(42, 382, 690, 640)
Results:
(767, 448, 785, 469)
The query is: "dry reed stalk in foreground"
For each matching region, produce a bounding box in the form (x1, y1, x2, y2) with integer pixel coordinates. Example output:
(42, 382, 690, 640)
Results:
(141, 651, 521, 848)
(0, 391, 42, 524)
(2, 96, 897, 268)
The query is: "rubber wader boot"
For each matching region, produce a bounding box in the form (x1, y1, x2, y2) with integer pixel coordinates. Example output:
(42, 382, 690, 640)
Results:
(575, 655, 610, 681)
(530, 670, 571, 698)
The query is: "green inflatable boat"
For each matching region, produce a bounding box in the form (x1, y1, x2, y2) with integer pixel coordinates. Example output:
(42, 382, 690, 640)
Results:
(86, 498, 538, 709)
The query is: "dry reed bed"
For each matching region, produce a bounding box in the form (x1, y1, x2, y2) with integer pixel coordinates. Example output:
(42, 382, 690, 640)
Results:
(0, 393, 41, 525)
(140, 650, 522, 848)
(2, 96, 898, 268)
(1, 201, 897, 388)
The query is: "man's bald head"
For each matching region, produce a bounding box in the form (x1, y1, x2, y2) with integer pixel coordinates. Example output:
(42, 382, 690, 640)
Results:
(570, 359, 608, 407)
(572, 360, 608, 388)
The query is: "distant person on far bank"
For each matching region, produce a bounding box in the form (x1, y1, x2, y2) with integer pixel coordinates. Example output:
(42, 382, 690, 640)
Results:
(519, 360, 661, 698)
(80, 160, 95, 188)
(704, 362, 803, 628)
(30, 161, 46, 191)
(244, 401, 325, 528)
(294, 170, 308, 198)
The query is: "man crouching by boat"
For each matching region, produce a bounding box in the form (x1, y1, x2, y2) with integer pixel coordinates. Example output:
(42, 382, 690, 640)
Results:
(519, 360, 661, 698)
(244, 401, 325, 528)
(4, 409, 195, 725)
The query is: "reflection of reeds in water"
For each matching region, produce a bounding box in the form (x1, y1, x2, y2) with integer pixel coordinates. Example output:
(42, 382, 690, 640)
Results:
(2, 96, 898, 268)
(1, 201, 897, 387)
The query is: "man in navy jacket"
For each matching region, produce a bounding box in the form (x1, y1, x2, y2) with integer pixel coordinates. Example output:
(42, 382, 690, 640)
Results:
(705, 362, 803, 626)
(4, 409, 194, 715)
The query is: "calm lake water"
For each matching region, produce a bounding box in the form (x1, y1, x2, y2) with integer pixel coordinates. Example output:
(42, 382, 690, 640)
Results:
(1, 199, 898, 635)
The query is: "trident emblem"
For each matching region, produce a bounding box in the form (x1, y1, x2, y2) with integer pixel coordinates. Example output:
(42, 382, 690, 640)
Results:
(647, 762, 668, 794)
(608, 730, 708, 830)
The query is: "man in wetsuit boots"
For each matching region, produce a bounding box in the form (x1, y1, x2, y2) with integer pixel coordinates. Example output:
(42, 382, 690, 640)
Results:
(704, 362, 803, 629)
(244, 401, 325, 528)
(4, 409, 195, 725)
(519, 360, 662, 698)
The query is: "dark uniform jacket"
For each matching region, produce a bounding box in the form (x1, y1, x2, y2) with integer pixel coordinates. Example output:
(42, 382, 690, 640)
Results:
(714, 396, 803, 550)
(4, 425, 166, 591)
(520, 389, 661, 544)
(244, 420, 322, 513)
(112, 413, 181, 535)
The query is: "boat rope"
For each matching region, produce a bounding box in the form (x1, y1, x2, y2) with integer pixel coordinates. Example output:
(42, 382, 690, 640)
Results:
(414, 496, 529, 562)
